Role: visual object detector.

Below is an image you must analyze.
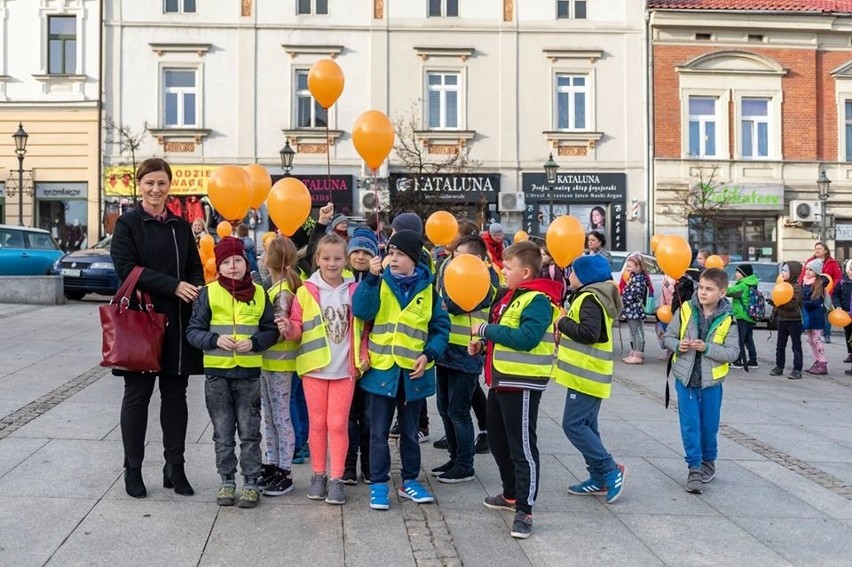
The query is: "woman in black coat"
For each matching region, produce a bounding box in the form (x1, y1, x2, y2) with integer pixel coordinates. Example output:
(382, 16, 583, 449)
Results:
(110, 158, 204, 498)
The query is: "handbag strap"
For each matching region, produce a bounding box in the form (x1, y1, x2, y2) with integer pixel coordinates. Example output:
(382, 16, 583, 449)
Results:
(112, 266, 154, 308)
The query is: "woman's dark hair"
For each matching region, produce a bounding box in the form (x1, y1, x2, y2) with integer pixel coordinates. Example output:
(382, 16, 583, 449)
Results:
(587, 230, 606, 247)
(135, 158, 172, 183)
(590, 206, 606, 228)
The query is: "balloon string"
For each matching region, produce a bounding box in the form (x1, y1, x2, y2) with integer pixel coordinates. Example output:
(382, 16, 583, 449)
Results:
(373, 168, 380, 236)
(325, 120, 332, 204)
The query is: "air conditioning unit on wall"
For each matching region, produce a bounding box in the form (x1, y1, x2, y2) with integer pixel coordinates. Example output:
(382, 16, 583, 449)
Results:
(358, 180, 389, 214)
(789, 200, 821, 223)
(499, 192, 525, 212)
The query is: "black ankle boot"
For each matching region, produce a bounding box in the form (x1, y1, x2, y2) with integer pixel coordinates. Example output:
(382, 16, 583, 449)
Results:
(124, 468, 147, 498)
(163, 463, 195, 496)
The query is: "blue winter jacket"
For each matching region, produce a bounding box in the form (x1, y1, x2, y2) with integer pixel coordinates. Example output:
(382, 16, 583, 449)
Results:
(352, 264, 450, 402)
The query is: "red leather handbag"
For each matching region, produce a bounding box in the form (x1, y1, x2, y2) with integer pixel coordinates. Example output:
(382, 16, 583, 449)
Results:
(99, 266, 168, 372)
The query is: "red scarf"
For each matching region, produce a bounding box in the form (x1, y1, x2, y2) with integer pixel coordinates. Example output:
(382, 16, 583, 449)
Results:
(217, 273, 256, 303)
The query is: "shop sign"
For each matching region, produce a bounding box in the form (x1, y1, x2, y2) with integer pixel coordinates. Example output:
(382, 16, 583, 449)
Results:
(836, 223, 852, 241)
(388, 174, 500, 203)
(271, 174, 354, 210)
(696, 182, 784, 211)
(104, 165, 216, 196)
(36, 182, 87, 199)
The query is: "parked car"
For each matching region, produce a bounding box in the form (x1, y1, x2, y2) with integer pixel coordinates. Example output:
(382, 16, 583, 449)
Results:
(609, 252, 665, 319)
(51, 236, 119, 300)
(723, 261, 782, 327)
(0, 224, 64, 276)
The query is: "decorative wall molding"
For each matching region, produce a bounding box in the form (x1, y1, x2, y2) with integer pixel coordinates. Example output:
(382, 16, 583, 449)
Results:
(282, 44, 344, 59)
(413, 46, 475, 62)
(298, 143, 328, 154)
(149, 43, 212, 57)
(542, 48, 603, 64)
(503, 0, 513, 22)
(374, 0, 384, 19)
(241, 0, 251, 17)
(282, 128, 344, 146)
(164, 141, 195, 153)
(147, 128, 211, 145)
(543, 130, 603, 149)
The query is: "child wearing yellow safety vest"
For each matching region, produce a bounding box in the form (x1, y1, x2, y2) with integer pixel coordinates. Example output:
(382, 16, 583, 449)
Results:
(432, 234, 499, 484)
(353, 229, 450, 512)
(280, 234, 368, 506)
(186, 236, 279, 509)
(469, 241, 562, 540)
(554, 255, 626, 505)
(663, 268, 740, 495)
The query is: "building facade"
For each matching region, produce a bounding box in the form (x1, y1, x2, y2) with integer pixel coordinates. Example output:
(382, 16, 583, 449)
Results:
(650, 0, 852, 262)
(0, 0, 101, 251)
(104, 0, 647, 250)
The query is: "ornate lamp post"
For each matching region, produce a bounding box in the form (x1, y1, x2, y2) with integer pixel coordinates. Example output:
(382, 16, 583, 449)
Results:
(543, 152, 559, 226)
(12, 123, 29, 226)
(279, 140, 296, 176)
(817, 170, 831, 243)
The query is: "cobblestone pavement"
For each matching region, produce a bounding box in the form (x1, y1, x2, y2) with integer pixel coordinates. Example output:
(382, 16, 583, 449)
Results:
(1, 300, 851, 566)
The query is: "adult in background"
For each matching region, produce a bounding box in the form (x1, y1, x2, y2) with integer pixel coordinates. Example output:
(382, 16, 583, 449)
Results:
(110, 157, 205, 499)
(586, 230, 612, 262)
(482, 222, 506, 270)
(799, 242, 842, 343)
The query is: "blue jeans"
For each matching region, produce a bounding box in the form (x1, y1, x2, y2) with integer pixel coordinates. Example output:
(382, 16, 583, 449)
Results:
(561, 388, 617, 482)
(204, 376, 262, 482)
(367, 374, 423, 483)
(290, 374, 309, 449)
(675, 380, 723, 469)
(436, 366, 478, 472)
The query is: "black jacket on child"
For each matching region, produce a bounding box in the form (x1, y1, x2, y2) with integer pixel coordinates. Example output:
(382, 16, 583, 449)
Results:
(773, 261, 804, 322)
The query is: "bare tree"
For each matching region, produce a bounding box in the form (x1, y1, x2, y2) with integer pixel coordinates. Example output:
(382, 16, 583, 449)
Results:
(390, 101, 481, 218)
(104, 118, 148, 201)
(669, 162, 737, 244)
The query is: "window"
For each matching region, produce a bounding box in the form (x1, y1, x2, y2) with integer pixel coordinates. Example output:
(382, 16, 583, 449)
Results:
(163, 69, 198, 127)
(48, 16, 76, 74)
(845, 101, 852, 162)
(688, 96, 717, 157)
(164, 0, 196, 13)
(428, 0, 459, 17)
(557, 0, 587, 19)
(297, 0, 328, 15)
(695, 32, 712, 40)
(741, 98, 769, 158)
(555, 74, 588, 130)
(295, 71, 327, 128)
(427, 72, 461, 129)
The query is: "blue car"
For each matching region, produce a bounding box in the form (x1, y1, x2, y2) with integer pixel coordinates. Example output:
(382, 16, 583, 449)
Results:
(51, 236, 119, 300)
(0, 224, 64, 276)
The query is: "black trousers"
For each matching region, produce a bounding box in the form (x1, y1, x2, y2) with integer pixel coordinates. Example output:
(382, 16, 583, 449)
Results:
(121, 373, 189, 469)
(775, 320, 803, 372)
(472, 382, 487, 432)
(486, 388, 541, 515)
(345, 385, 371, 477)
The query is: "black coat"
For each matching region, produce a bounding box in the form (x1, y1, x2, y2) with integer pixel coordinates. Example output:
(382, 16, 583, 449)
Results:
(832, 275, 852, 313)
(110, 205, 205, 376)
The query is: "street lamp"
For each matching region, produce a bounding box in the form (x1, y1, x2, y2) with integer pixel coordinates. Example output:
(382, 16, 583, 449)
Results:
(12, 122, 28, 226)
(543, 152, 559, 227)
(279, 140, 296, 176)
(817, 170, 831, 243)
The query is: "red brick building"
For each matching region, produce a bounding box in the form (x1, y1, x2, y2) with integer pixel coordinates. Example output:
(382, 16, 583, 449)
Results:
(649, 0, 852, 261)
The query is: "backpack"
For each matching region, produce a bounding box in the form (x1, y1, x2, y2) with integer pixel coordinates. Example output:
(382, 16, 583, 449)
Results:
(746, 286, 766, 321)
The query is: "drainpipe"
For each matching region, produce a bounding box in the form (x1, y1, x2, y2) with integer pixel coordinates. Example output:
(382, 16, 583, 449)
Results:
(644, 7, 654, 250)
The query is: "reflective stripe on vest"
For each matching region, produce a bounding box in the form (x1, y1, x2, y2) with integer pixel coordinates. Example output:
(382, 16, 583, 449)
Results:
(491, 291, 558, 380)
(203, 281, 266, 369)
(674, 302, 733, 381)
(294, 286, 331, 376)
(552, 291, 614, 398)
(261, 281, 299, 372)
(368, 281, 433, 371)
(448, 309, 488, 346)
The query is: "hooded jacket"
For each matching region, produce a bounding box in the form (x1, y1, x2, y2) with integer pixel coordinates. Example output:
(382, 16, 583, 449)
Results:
(726, 273, 760, 323)
(774, 261, 804, 322)
(559, 281, 622, 344)
(831, 260, 852, 314)
(481, 231, 505, 270)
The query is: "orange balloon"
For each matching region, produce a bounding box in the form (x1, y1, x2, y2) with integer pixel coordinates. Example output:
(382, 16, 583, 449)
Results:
(216, 221, 233, 239)
(656, 235, 692, 279)
(425, 211, 458, 246)
(244, 164, 272, 209)
(262, 231, 277, 246)
(656, 305, 673, 323)
(650, 234, 665, 253)
(705, 255, 724, 269)
(828, 308, 852, 327)
(443, 255, 491, 312)
(267, 178, 312, 237)
(205, 257, 216, 274)
(353, 110, 395, 171)
(772, 282, 794, 307)
(546, 216, 585, 268)
(199, 234, 215, 256)
(208, 166, 251, 221)
(824, 273, 835, 294)
(776, 274, 784, 283)
(514, 230, 529, 242)
(307, 59, 344, 109)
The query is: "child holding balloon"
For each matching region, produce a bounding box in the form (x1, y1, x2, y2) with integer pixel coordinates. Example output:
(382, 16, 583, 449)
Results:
(768, 262, 804, 380)
(801, 260, 831, 375)
(831, 260, 852, 367)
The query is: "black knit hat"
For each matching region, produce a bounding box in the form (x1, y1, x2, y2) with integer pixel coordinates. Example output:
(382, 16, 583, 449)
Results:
(736, 264, 753, 278)
(387, 229, 423, 265)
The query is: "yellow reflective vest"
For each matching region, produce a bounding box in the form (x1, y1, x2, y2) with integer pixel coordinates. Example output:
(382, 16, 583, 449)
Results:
(204, 281, 267, 370)
(261, 281, 299, 373)
(552, 291, 614, 399)
(673, 301, 733, 382)
(491, 291, 558, 386)
(368, 281, 433, 371)
(294, 283, 364, 377)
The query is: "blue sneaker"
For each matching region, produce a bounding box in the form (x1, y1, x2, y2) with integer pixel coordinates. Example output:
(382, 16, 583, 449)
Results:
(370, 483, 390, 510)
(567, 477, 606, 496)
(398, 480, 434, 503)
(603, 465, 625, 504)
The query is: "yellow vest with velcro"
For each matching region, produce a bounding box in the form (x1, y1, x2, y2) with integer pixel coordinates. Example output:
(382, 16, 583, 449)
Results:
(674, 301, 733, 381)
(552, 291, 614, 398)
(294, 284, 364, 376)
(204, 281, 266, 369)
(261, 281, 299, 372)
(369, 281, 433, 371)
(492, 291, 558, 380)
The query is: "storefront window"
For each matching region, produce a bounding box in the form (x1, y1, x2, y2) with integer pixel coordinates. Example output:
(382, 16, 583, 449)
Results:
(36, 182, 88, 252)
(689, 216, 777, 261)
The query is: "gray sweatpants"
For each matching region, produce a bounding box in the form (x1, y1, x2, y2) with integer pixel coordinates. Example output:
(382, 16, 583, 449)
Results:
(205, 376, 262, 484)
(627, 319, 645, 353)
